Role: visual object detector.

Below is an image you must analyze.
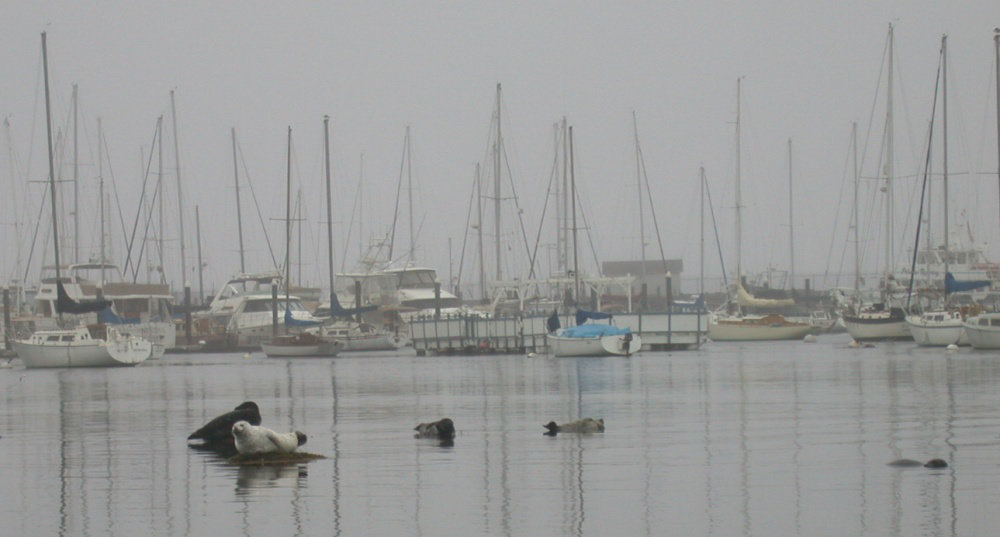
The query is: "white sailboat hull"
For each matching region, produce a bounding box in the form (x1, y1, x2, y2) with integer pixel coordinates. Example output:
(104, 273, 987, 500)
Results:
(13, 327, 150, 368)
(905, 313, 968, 346)
(547, 333, 640, 357)
(963, 314, 1000, 350)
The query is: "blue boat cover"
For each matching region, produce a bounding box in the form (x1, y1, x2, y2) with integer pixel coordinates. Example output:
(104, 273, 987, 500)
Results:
(945, 272, 991, 294)
(559, 324, 631, 338)
(575, 309, 613, 326)
(285, 307, 323, 327)
(99, 307, 140, 324)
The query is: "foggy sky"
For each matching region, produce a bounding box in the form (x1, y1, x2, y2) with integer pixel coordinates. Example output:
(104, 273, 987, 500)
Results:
(3, 1, 999, 297)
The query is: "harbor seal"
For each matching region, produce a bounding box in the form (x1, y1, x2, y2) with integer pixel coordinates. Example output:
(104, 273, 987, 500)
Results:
(887, 458, 948, 468)
(188, 401, 262, 446)
(544, 418, 605, 436)
(414, 418, 456, 440)
(232, 420, 307, 454)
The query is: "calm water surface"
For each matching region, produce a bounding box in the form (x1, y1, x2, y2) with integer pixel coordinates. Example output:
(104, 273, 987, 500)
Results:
(2, 334, 1000, 536)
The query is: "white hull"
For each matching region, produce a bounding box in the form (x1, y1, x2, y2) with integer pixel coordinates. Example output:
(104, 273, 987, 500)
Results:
(707, 314, 812, 341)
(13, 327, 150, 368)
(963, 314, 1000, 350)
(261, 336, 341, 357)
(547, 333, 640, 357)
(341, 332, 409, 352)
(905, 313, 968, 347)
(842, 319, 910, 341)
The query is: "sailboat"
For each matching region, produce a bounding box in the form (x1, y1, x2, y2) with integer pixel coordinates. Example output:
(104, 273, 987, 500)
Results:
(261, 126, 340, 358)
(960, 29, 1000, 351)
(707, 78, 811, 342)
(13, 33, 152, 368)
(842, 24, 912, 342)
(545, 126, 641, 357)
(904, 35, 989, 346)
(313, 116, 406, 352)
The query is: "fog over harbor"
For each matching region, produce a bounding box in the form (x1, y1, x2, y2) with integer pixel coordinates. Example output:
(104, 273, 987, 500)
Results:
(2, 2, 999, 297)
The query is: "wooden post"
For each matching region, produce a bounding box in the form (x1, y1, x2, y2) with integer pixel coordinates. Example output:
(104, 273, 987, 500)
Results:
(184, 284, 193, 346)
(3, 287, 11, 351)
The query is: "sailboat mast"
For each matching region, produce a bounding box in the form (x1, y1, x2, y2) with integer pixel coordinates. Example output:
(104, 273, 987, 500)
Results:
(476, 163, 485, 300)
(788, 137, 795, 293)
(699, 166, 705, 297)
(231, 128, 246, 274)
(852, 122, 860, 303)
(735, 77, 743, 288)
(157, 115, 165, 283)
(72, 84, 79, 264)
(994, 28, 999, 230)
(494, 83, 502, 281)
(98, 117, 106, 284)
(569, 126, 580, 305)
(885, 23, 895, 284)
(560, 118, 568, 275)
(170, 90, 187, 291)
(41, 32, 63, 322)
(941, 34, 950, 292)
(406, 126, 414, 263)
(633, 111, 647, 290)
(324, 116, 334, 310)
(285, 126, 292, 334)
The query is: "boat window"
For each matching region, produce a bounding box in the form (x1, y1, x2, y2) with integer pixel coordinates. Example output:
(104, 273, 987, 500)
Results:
(982, 319, 991, 326)
(47, 335, 61, 342)
(991, 318, 1000, 327)
(61, 335, 74, 341)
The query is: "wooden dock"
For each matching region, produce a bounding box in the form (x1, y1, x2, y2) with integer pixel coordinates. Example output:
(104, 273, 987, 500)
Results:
(408, 310, 706, 355)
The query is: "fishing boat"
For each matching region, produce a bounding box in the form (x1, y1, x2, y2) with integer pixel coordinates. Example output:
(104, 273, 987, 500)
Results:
(13, 33, 152, 368)
(963, 312, 1000, 350)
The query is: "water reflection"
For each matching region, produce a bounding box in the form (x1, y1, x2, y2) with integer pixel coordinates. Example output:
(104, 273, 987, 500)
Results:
(1, 340, 1000, 535)
(234, 464, 307, 496)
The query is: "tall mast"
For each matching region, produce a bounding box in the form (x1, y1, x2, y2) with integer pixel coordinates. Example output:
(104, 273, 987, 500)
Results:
(406, 126, 414, 263)
(98, 117, 106, 284)
(41, 32, 63, 322)
(569, 125, 579, 305)
(788, 137, 795, 293)
(494, 83, 502, 281)
(476, 163, 485, 300)
(72, 84, 79, 264)
(560, 117, 568, 275)
(941, 34, 950, 293)
(735, 77, 743, 288)
(157, 115, 165, 283)
(699, 166, 706, 297)
(324, 116, 334, 311)
(284, 126, 292, 334)
(170, 90, 187, 291)
(633, 111, 647, 290)
(852, 122, 860, 303)
(994, 28, 999, 230)
(885, 23, 895, 281)
(231, 128, 246, 274)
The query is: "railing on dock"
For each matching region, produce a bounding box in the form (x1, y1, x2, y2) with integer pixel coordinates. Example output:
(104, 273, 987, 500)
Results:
(408, 309, 706, 355)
